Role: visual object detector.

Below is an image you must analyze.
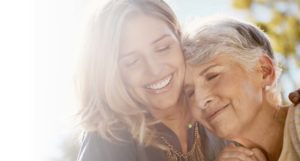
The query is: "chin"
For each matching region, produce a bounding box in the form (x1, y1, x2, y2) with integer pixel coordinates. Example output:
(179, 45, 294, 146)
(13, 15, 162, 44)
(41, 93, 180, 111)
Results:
(161, 91, 181, 106)
(154, 99, 177, 110)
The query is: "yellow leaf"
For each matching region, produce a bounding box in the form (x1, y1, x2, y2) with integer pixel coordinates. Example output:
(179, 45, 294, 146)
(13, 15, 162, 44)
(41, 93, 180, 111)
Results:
(271, 10, 284, 26)
(232, 0, 252, 9)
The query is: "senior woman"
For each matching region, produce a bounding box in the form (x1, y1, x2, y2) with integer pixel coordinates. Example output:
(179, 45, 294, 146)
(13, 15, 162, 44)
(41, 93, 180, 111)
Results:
(184, 18, 300, 161)
(76, 1, 227, 161)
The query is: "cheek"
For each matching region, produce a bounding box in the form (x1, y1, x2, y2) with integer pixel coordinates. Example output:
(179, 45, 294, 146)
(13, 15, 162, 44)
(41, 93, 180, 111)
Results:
(124, 76, 137, 87)
(122, 76, 147, 104)
(232, 80, 263, 123)
(240, 78, 263, 107)
(120, 68, 141, 87)
(215, 75, 260, 116)
(170, 46, 185, 67)
(241, 93, 262, 115)
(176, 54, 185, 69)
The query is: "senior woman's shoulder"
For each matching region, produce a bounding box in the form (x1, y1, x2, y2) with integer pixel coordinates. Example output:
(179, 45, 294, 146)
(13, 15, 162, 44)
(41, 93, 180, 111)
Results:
(291, 104, 300, 157)
(76, 130, 148, 161)
(278, 104, 300, 161)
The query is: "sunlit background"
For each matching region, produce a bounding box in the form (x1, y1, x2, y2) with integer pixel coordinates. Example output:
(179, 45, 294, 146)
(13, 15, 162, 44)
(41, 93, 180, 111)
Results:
(1, 1, 34, 161)
(35, 0, 300, 161)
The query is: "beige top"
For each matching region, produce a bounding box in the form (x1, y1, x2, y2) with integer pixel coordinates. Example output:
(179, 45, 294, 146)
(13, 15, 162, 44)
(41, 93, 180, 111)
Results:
(278, 104, 300, 161)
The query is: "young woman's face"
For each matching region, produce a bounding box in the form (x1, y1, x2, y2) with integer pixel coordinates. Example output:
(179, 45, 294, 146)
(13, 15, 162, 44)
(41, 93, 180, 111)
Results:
(184, 54, 264, 139)
(119, 14, 185, 111)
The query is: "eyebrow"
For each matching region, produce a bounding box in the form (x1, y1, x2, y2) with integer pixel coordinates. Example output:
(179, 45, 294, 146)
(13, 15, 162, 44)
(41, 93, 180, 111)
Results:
(151, 34, 171, 44)
(199, 64, 219, 76)
(120, 34, 171, 59)
(119, 51, 136, 60)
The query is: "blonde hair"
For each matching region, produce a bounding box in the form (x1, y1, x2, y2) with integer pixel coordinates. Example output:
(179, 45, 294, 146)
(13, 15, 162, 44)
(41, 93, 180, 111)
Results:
(184, 17, 282, 105)
(77, 0, 181, 146)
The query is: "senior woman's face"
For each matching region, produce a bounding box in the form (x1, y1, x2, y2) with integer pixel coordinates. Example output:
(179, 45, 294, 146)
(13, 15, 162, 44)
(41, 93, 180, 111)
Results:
(118, 14, 185, 111)
(185, 54, 264, 138)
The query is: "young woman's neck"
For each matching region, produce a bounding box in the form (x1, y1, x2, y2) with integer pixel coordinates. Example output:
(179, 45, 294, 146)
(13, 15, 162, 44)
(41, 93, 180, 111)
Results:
(151, 94, 193, 153)
(231, 103, 288, 161)
(151, 94, 192, 127)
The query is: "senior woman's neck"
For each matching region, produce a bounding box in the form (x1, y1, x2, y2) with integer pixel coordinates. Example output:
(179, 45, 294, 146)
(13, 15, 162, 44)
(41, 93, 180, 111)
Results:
(231, 104, 288, 161)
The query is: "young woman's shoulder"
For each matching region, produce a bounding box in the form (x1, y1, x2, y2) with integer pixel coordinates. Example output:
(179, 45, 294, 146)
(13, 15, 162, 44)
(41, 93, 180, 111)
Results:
(76, 129, 146, 161)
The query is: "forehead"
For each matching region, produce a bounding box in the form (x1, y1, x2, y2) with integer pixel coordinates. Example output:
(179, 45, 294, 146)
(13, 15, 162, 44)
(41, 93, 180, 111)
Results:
(187, 54, 239, 75)
(123, 14, 171, 36)
(120, 14, 175, 53)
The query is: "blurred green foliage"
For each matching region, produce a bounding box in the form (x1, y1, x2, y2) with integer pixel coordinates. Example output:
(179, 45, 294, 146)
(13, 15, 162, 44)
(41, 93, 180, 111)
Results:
(232, 0, 300, 62)
(232, 0, 300, 103)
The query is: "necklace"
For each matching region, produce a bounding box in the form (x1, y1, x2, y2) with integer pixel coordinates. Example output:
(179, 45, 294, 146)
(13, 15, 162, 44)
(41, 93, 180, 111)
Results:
(160, 122, 204, 161)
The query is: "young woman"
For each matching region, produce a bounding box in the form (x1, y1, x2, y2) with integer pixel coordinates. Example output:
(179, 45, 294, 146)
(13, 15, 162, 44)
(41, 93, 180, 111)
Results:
(76, 1, 226, 161)
(184, 18, 300, 161)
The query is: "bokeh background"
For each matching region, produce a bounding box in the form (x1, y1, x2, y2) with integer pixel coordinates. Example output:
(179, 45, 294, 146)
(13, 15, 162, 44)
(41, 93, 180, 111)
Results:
(35, 0, 300, 161)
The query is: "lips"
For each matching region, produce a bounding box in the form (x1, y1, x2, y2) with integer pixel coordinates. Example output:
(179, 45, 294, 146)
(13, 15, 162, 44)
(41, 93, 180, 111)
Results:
(207, 104, 229, 121)
(144, 74, 173, 93)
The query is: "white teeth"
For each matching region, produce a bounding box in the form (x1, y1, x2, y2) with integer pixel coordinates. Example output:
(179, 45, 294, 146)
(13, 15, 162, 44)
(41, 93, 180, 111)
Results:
(146, 75, 172, 90)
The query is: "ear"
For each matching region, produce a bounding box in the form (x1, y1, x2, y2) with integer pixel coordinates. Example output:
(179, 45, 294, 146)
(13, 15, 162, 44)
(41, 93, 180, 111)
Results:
(257, 54, 276, 87)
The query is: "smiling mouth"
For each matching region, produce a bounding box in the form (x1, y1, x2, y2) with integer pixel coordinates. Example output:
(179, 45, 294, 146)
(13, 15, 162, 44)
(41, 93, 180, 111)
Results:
(208, 104, 229, 121)
(144, 74, 173, 91)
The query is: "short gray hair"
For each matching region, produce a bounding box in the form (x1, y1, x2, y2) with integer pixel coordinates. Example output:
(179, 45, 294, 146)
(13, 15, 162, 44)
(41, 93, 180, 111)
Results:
(184, 17, 274, 68)
(184, 17, 281, 105)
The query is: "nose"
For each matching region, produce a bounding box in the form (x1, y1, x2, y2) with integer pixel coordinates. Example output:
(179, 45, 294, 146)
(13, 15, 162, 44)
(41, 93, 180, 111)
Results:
(144, 56, 162, 76)
(194, 87, 216, 110)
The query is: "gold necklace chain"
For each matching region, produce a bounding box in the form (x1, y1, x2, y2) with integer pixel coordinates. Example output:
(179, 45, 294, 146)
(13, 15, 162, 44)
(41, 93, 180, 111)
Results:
(160, 122, 205, 161)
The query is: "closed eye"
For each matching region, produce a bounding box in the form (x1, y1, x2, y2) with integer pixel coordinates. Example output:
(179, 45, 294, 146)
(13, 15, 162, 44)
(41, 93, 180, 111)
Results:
(120, 57, 139, 67)
(188, 90, 194, 98)
(206, 73, 219, 81)
(156, 45, 170, 52)
(185, 88, 195, 98)
(126, 59, 138, 66)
